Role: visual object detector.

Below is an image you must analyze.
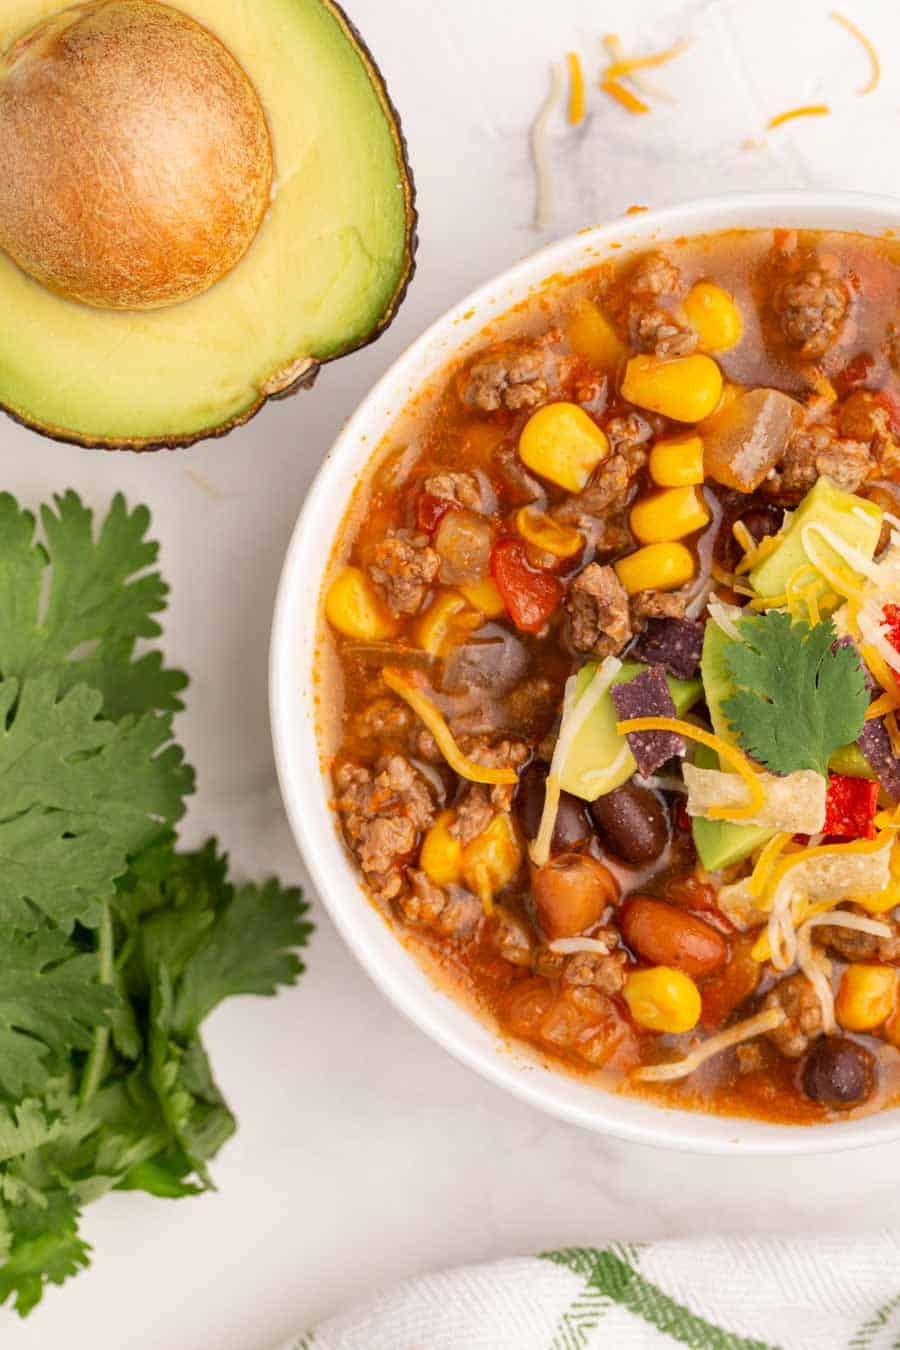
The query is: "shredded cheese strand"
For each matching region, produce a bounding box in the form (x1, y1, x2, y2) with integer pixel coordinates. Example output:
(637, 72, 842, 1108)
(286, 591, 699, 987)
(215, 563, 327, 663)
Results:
(566, 52, 586, 125)
(748, 832, 793, 898)
(531, 657, 623, 866)
(549, 937, 615, 955)
(601, 78, 650, 114)
(604, 40, 688, 81)
(798, 911, 891, 1031)
(831, 10, 880, 95)
(767, 104, 831, 130)
(633, 1009, 786, 1083)
(383, 669, 518, 785)
(615, 718, 765, 821)
(602, 34, 673, 101)
(531, 63, 563, 229)
(862, 643, 900, 704)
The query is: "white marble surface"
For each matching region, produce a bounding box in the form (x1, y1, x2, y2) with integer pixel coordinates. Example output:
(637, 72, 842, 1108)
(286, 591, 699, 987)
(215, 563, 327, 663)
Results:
(5, 1, 900, 1346)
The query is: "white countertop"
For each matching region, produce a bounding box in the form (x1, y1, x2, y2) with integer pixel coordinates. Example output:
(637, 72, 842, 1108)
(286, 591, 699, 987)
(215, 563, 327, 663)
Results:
(5, 1, 900, 1345)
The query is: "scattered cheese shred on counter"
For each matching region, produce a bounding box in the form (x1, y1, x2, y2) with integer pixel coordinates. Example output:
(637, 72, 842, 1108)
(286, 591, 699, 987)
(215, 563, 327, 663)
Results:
(602, 33, 673, 101)
(767, 104, 831, 130)
(615, 718, 765, 821)
(600, 78, 650, 114)
(633, 1008, 786, 1083)
(382, 669, 518, 786)
(566, 51, 586, 124)
(531, 63, 564, 228)
(831, 10, 880, 95)
(603, 39, 688, 82)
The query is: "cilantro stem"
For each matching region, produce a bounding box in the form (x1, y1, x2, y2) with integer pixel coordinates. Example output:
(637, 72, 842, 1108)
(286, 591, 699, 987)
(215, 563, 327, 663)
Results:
(79, 902, 114, 1106)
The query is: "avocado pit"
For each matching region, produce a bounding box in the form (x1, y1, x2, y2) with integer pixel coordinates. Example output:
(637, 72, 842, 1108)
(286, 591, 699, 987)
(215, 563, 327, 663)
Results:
(0, 0, 274, 310)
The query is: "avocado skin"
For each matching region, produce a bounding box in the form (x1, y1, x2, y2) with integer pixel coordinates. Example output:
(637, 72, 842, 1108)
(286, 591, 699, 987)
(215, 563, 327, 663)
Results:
(0, 0, 418, 453)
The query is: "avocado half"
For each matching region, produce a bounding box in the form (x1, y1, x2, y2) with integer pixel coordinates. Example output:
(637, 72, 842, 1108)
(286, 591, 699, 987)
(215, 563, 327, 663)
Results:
(0, 0, 416, 449)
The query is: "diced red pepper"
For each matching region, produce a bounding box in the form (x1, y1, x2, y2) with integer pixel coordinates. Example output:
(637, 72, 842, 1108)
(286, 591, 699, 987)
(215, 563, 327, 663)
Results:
(833, 351, 876, 397)
(883, 604, 900, 657)
(416, 492, 457, 534)
(823, 773, 879, 840)
(490, 537, 562, 633)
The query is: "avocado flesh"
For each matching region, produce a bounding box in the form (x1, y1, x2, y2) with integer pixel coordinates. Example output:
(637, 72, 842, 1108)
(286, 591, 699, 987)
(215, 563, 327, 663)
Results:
(559, 660, 702, 802)
(749, 477, 882, 614)
(0, 0, 415, 447)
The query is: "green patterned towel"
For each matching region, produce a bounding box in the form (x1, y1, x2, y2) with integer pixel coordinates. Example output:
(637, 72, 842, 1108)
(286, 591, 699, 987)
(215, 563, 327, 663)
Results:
(282, 1234, 900, 1349)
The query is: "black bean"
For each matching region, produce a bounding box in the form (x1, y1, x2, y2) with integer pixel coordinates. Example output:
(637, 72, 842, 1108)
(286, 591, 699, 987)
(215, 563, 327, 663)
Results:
(514, 761, 591, 851)
(719, 503, 784, 571)
(802, 1036, 876, 1110)
(589, 780, 669, 866)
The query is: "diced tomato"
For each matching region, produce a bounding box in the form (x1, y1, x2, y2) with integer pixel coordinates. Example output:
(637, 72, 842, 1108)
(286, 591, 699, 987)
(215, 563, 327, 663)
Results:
(883, 603, 900, 656)
(416, 492, 457, 534)
(823, 773, 880, 840)
(490, 538, 563, 633)
(833, 351, 876, 397)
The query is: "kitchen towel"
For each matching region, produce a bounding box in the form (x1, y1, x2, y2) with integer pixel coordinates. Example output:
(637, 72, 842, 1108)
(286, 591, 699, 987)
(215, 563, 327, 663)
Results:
(283, 1232, 900, 1348)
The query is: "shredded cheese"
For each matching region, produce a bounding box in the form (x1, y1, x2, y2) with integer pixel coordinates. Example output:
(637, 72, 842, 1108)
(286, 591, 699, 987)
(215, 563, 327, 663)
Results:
(734, 525, 782, 575)
(601, 78, 650, 114)
(602, 34, 673, 102)
(531, 657, 623, 866)
(831, 10, 880, 95)
(567, 52, 586, 125)
(604, 39, 688, 81)
(748, 832, 793, 898)
(615, 718, 765, 821)
(632, 1008, 786, 1083)
(531, 63, 563, 229)
(797, 910, 891, 1031)
(382, 669, 518, 786)
(767, 104, 831, 130)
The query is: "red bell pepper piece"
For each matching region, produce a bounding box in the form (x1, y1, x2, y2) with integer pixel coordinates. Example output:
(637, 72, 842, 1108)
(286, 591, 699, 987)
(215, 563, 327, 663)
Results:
(416, 492, 457, 534)
(883, 604, 900, 657)
(823, 773, 880, 840)
(490, 538, 562, 633)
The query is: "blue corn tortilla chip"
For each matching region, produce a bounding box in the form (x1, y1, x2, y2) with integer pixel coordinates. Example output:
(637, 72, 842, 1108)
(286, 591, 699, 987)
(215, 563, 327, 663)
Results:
(832, 635, 876, 692)
(858, 717, 900, 800)
(611, 665, 685, 775)
(631, 617, 705, 681)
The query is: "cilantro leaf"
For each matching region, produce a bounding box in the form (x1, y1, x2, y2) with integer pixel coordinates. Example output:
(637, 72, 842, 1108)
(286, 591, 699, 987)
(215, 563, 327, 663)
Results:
(172, 877, 312, 1038)
(0, 1192, 90, 1317)
(721, 610, 869, 776)
(0, 674, 193, 930)
(0, 492, 187, 720)
(0, 925, 114, 1100)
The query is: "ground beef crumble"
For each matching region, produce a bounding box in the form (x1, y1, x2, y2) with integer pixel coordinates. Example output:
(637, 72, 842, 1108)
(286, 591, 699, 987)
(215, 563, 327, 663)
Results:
(566, 563, 632, 657)
(399, 870, 483, 940)
(772, 264, 850, 359)
(368, 528, 439, 615)
(762, 973, 825, 1058)
(335, 755, 436, 900)
(461, 345, 551, 413)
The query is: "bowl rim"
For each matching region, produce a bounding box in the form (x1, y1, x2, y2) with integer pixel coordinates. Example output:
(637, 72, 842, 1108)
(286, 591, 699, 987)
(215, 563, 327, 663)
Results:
(271, 189, 900, 1154)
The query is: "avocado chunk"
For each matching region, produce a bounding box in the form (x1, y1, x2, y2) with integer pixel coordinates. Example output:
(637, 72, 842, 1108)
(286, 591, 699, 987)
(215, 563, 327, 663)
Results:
(0, 0, 416, 448)
(749, 477, 882, 614)
(700, 617, 738, 743)
(560, 660, 702, 802)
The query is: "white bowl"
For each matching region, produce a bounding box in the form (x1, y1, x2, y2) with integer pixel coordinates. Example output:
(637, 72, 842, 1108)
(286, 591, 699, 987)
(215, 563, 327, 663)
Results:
(271, 190, 900, 1153)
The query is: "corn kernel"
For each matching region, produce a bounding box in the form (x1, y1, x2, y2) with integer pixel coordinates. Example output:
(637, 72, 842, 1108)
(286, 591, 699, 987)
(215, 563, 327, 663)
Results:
(420, 809, 464, 887)
(515, 506, 584, 559)
(614, 542, 696, 595)
(649, 432, 705, 487)
(518, 402, 610, 493)
(683, 281, 743, 353)
(325, 565, 396, 640)
(462, 814, 522, 915)
(568, 297, 627, 369)
(630, 486, 710, 545)
(621, 353, 723, 423)
(836, 963, 897, 1032)
(459, 575, 506, 618)
(623, 966, 701, 1033)
(413, 590, 480, 656)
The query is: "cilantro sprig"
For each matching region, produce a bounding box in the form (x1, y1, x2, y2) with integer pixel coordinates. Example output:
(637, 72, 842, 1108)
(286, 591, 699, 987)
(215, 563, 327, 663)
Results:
(0, 493, 312, 1317)
(721, 610, 869, 777)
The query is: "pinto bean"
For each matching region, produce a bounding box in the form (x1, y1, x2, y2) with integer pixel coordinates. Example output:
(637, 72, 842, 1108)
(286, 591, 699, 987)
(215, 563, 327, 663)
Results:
(433, 509, 493, 585)
(619, 896, 728, 978)
(532, 853, 619, 940)
(590, 781, 669, 865)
